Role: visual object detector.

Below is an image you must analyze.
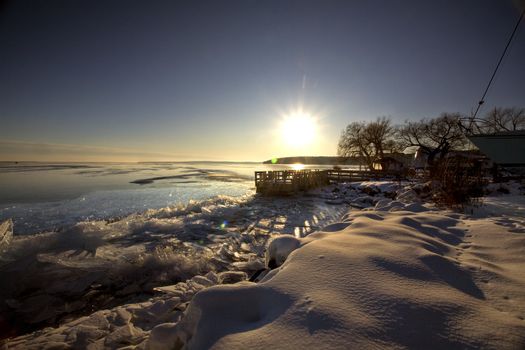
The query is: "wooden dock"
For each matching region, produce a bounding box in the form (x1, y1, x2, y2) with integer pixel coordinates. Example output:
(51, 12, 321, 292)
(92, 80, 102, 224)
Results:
(255, 169, 403, 194)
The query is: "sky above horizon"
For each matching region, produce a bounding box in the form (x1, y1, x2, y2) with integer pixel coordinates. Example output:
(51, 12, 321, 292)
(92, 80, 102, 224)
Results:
(1, 0, 524, 162)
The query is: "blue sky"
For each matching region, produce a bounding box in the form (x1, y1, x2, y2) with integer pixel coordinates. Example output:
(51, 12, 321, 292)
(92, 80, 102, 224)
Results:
(1, 0, 524, 161)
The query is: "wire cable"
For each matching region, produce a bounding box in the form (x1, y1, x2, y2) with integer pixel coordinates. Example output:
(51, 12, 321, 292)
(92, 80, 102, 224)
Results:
(472, 7, 525, 119)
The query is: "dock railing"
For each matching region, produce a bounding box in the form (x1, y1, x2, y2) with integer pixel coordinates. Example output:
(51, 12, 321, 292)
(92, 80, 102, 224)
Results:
(255, 169, 404, 194)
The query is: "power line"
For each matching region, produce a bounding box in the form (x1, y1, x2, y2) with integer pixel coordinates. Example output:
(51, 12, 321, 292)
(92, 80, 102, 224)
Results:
(472, 7, 525, 119)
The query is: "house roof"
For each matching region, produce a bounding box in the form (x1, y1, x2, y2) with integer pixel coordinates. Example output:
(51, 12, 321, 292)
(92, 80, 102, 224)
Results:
(467, 132, 525, 165)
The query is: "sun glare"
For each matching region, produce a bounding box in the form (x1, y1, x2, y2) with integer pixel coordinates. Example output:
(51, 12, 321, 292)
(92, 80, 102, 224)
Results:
(280, 112, 317, 148)
(291, 163, 305, 171)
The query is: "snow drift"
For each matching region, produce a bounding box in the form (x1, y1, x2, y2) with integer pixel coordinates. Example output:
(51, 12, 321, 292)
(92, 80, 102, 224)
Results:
(166, 200, 525, 349)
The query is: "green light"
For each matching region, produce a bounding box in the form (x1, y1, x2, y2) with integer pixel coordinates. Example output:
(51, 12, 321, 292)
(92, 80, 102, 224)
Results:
(271, 158, 278, 164)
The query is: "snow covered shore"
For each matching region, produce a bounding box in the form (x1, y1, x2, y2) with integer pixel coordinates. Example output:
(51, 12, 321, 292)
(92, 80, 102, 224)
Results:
(0, 183, 355, 345)
(2, 181, 525, 349)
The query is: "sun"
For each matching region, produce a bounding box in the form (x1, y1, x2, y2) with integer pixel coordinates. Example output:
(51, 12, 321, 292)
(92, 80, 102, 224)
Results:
(280, 112, 317, 148)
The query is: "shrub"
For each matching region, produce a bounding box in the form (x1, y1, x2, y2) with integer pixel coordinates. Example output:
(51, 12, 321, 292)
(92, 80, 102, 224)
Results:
(431, 157, 487, 208)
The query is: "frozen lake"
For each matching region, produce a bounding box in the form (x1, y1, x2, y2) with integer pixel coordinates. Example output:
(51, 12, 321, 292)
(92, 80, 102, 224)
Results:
(0, 161, 336, 234)
(0, 162, 261, 234)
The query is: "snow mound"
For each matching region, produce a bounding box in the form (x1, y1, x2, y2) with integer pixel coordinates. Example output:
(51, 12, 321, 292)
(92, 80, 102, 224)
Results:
(166, 200, 525, 349)
(264, 235, 302, 268)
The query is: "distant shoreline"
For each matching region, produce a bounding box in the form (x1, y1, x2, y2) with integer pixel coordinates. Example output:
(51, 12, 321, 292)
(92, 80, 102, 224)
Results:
(262, 156, 359, 165)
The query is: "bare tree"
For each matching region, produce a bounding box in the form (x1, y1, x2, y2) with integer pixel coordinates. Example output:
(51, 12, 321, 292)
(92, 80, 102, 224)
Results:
(479, 107, 525, 133)
(399, 113, 467, 168)
(338, 117, 399, 170)
(462, 107, 525, 134)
